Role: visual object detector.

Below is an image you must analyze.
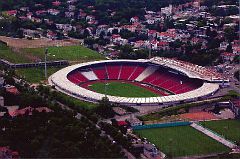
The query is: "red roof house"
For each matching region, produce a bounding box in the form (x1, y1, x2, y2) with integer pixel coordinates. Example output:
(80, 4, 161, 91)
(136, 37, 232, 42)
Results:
(117, 121, 128, 127)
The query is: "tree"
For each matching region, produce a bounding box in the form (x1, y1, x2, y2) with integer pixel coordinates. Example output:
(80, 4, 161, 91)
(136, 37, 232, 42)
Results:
(118, 45, 135, 59)
(95, 97, 115, 118)
(84, 37, 95, 46)
(224, 27, 236, 42)
(4, 75, 15, 85)
(119, 29, 137, 39)
(226, 43, 233, 52)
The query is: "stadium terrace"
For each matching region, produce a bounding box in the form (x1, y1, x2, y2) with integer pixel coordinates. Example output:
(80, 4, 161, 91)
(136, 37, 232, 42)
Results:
(49, 57, 228, 106)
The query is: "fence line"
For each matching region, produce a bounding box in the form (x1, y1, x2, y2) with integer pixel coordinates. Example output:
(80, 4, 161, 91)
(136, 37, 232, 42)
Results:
(0, 59, 69, 68)
(133, 121, 191, 130)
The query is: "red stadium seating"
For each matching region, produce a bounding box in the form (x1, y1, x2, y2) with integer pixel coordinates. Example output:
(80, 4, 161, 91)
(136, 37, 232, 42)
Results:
(67, 75, 80, 84)
(119, 65, 137, 80)
(106, 65, 121, 79)
(67, 62, 202, 94)
(128, 66, 146, 80)
(92, 67, 107, 80)
(142, 68, 201, 94)
(67, 71, 88, 84)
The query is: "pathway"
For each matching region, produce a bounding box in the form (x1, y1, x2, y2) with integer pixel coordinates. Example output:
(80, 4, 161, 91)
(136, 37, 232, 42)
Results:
(190, 122, 237, 149)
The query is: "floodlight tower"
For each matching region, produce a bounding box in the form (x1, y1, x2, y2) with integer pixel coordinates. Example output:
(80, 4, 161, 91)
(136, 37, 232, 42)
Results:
(149, 43, 152, 59)
(44, 48, 48, 79)
(104, 72, 107, 98)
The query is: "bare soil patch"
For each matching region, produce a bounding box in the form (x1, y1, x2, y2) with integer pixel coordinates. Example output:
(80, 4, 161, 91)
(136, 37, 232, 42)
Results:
(0, 36, 81, 49)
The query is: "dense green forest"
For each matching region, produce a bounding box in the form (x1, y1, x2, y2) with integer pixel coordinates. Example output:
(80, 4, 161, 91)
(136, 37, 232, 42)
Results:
(0, 111, 123, 158)
(0, 0, 192, 26)
(0, 0, 191, 11)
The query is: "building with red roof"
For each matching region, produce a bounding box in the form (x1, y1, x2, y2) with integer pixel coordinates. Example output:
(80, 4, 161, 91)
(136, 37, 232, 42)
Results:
(0, 146, 19, 159)
(36, 10, 47, 16)
(221, 52, 236, 61)
(47, 31, 57, 39)
(157, 32, 177, 42)
(5, 10, 17, 16)
(5, 85, 20, 95)
(52, 1, 61, 6)
(233, 47, 240, 55)
(148, 30, 157, 38)
(117, 121, 128, 127)
(130, 16, 139, 23)
(134, 40, 146, 48)
(157, 41, 169, 50)
(9, 106, 53, 117)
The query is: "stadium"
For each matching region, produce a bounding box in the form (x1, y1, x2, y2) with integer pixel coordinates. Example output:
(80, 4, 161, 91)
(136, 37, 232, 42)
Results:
(49, 57, 227, 106)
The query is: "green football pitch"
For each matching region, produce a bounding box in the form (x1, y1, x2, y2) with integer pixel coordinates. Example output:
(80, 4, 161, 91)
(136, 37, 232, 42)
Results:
(0, 42, 29, 63)
(88, 81, 160, 97)
(0, 42, 104, 63)
(135, 126, 230, 157)
(15, 67, 62, 83)
(23, 45, 104, 61)
(201, 120, 240, 143)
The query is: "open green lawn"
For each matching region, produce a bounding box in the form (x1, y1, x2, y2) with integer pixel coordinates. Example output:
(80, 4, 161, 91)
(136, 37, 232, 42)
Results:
(201, 120, 240, 143)
(55, 91, 97, 109)
(89, 81, 159, 97)
(15, 67, 62, 83)
(15, 68, 96, 109)
(0, 42, 104, 63)
(0, 42, 29, 63)
(23, 45, 105, 61)
(135, 126, 229, 157)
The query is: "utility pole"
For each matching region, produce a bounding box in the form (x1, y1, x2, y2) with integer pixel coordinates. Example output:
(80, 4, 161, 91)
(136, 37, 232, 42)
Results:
(45, 48, 48, 79)
(104, 72, 107, 98)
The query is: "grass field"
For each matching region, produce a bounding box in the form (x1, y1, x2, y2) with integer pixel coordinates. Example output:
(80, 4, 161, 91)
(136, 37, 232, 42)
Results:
(135, 126, 229, 157)
(15, 67, 62, 83)
(23, 45, 105, 61)
(1, 41, 105, 83)
(201, 120, 240, 143)
(0, 41, 104, 63)
(0, 36, 81, 48)
(0, 42, 29, 63)
(89, 81, 159, 97)
(55, 91, 97, 109)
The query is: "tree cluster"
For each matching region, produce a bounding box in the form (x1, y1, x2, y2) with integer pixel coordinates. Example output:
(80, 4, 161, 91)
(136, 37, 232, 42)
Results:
(0, 111, 122, 158)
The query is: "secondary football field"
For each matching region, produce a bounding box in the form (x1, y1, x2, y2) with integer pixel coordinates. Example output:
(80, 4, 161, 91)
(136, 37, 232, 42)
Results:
(23, 45, 104, 61)
(0, 42, 29, 63)
(0, 40, 104, 63)
(88, 81, 160, 97)
(135, 126, 230, 157)
(201, 119, 240, 143)
(15, 67, 62, 83)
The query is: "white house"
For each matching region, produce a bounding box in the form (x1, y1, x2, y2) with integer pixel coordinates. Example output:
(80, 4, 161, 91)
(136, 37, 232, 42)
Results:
(130, 16, 139, 23)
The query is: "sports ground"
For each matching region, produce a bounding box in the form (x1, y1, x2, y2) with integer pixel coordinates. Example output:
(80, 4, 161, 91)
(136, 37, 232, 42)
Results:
(135, 126, 230, 157)
(0, 42, 104, 63)
(15, 67, 62, 83)
(0, 42, 29, 63)
(201, 119, 240, 143)
(0, 38, 105, 83)
(87, 81, 160, 97)
(23, 45, 104, 61)
(180, 112, 219, 121)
